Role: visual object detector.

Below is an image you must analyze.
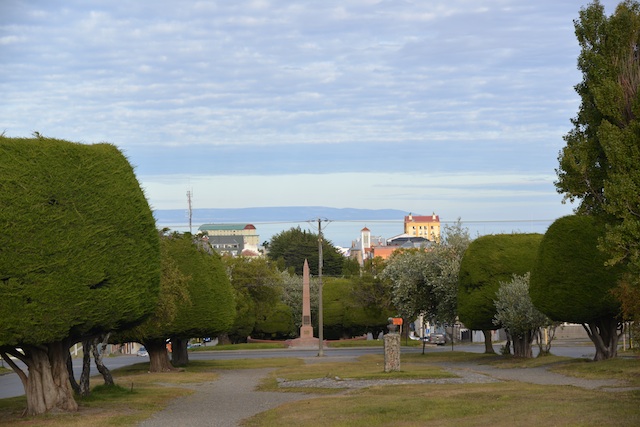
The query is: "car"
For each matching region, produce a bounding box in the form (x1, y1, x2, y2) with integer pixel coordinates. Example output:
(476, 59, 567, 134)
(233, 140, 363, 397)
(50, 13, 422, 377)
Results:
(428, 333, 446, 345)
(136, 346, 148, 357)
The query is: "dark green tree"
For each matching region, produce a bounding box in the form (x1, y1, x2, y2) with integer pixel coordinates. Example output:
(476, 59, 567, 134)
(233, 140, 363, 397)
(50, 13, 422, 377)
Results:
(0, 136, 160, 415)
(267, 227, 344, 276)
(556, 1, 640, 322)
(222, 256, 294, 342)
(323, 276, 394, 339)
(114, 232, 191, 372)
(458, 233, 542, 353)
(168, 234, 236, 366)
(529, 215, 623, 360)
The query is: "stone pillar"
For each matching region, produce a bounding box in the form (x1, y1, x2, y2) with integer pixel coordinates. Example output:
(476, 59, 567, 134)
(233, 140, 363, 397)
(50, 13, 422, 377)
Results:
(384, 323, 401, 372)
(300, 259, 313, 339)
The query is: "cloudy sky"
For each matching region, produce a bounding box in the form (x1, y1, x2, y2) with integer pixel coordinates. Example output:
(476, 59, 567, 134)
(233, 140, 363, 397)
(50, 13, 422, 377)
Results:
(1, 0, 620, 229)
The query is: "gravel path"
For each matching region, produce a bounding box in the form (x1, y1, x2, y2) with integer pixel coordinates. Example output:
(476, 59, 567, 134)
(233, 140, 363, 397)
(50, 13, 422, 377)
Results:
(138, 368, 312, 427)
(137, 357, 635, 426)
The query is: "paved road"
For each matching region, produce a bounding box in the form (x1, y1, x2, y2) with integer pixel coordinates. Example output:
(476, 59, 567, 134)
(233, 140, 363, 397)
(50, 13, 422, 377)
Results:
(0, 342, 596, 399)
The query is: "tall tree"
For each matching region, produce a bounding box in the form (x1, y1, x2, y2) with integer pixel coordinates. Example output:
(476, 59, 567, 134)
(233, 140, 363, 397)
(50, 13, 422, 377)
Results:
(529, 215, 623, 360)
(458, 233, 542, 354)
(267, 227, 344, 276)
(556, 1, 640, 321)
(0, 136, 160, 415)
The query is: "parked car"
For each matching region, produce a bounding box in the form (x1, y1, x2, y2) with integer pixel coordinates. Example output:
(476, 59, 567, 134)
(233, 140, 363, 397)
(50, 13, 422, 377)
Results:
(136, 346, 148, 357)
(428, 333, 446, 345)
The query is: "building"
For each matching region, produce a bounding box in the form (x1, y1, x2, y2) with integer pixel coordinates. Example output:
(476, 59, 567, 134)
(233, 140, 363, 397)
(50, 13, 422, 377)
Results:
(349, 226, 387, 266)
(349, 213, 440, 266)
(404, 213, 440, 241)
(198, 223, 260, 256)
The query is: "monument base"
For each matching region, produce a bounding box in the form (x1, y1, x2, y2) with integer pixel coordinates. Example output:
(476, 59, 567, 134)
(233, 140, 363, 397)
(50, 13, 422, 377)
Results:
(287, 337, 324, 349)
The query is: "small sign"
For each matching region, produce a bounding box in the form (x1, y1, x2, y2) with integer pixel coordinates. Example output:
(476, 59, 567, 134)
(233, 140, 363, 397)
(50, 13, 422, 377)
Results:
(391, 317, 403, 326)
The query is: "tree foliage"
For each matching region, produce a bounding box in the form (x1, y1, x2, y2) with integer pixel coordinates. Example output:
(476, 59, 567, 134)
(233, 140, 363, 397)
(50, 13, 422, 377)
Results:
(267, 227, 344, 276)
(458, 233, 542, 353)
(529, 215, 623, 360)
(323, 276, 395, 339)
(493, 273, 550, 358)
(555, 0, 640, 322)
(0, 136, 160, 414)
(222, 256, 294, 341)
(167, 234, 236, 365)
(381, 220, 470, 325)
(114, 232, 191, 372)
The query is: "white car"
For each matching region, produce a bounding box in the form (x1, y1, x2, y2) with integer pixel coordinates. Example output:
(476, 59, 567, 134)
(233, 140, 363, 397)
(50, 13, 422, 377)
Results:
(136, 347, 148, 357)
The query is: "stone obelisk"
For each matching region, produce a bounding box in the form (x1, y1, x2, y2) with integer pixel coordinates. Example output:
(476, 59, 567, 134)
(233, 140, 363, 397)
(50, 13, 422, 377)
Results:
(288, 259, 319, 348)
(300, 259, 314, 339)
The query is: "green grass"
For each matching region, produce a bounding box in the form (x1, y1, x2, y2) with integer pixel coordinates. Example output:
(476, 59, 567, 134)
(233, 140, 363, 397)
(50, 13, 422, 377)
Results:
(245, 353, 640, 427)
(326, 340, 384, 348)
(244, 382, 640, 427)
(190, 342, 288, 351)
(550, 357, 640, 387)
(2, 352, 639, 426)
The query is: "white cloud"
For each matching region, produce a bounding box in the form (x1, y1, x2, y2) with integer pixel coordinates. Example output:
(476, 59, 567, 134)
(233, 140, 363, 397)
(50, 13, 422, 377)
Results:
(0, 0, 619, 221)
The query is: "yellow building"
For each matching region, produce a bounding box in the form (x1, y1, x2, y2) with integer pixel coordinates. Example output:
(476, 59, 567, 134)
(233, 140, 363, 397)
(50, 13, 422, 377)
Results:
(404, 213, 440, 241)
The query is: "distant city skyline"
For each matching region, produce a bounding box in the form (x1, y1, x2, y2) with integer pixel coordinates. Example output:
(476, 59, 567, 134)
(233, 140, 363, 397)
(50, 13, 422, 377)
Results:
(1, 1, 614, 223)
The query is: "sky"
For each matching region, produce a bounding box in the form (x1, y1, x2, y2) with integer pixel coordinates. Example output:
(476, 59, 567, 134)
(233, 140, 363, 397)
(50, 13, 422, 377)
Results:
(1, 0, 623, 237)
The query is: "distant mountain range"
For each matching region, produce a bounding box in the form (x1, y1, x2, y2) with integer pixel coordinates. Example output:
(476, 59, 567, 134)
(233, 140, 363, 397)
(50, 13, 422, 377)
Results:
(153, 206, 410, 225)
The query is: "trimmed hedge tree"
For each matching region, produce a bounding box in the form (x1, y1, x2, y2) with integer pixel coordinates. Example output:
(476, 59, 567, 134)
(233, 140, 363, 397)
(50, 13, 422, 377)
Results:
(167, 234, 236, 366)
(458, 233, 542, 353)
(0, 136, 160, 415)
(529, 215, 623, 360)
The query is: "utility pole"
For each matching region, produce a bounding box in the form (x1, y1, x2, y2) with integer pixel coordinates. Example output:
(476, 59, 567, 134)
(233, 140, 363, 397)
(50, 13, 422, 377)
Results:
(313, 218, 330, 357)
(186, 190, 193, 234)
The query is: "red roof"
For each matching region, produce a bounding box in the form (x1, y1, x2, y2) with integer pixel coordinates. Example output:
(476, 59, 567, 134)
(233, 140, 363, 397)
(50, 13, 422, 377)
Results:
(405, 215, 440, 222)
(244, 224, 256, 230)
(361, 226, 370, 231)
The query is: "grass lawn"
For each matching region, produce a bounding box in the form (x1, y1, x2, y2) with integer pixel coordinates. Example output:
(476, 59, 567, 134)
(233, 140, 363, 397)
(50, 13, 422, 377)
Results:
(245, 352, 640, 427)
(0, 352, 638, 426)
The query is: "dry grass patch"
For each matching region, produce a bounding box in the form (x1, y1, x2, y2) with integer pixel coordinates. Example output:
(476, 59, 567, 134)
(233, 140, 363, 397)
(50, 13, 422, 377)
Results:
(244, 382, 640, 427)
(0, 383, 191, 427)
(0, 357, 301, 426)
(550, 357, 640, 387)
(273, 354, 455, 381)
(257, 353, 457, 394)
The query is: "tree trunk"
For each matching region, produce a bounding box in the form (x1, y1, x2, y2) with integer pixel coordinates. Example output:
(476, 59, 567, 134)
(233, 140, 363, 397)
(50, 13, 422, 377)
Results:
(3, 342, 78, 415)
(217, 333, 232, 345)
(583, 318, 620, 361)
(145, 339, 176, 372)
(74, 340, 92, 396)
(535, 326, 556, 356)
(171, 337, 189, 367)
(512, 330, 534, 358)
(66, 350, 80, 395)
(91, 334, 114, 386)
(482, 330, 495, 354)
(504, 330, 512, 355)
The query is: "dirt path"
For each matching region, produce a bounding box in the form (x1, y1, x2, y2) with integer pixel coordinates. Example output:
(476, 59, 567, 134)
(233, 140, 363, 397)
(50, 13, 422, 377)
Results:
(137, 368, 311, 427)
